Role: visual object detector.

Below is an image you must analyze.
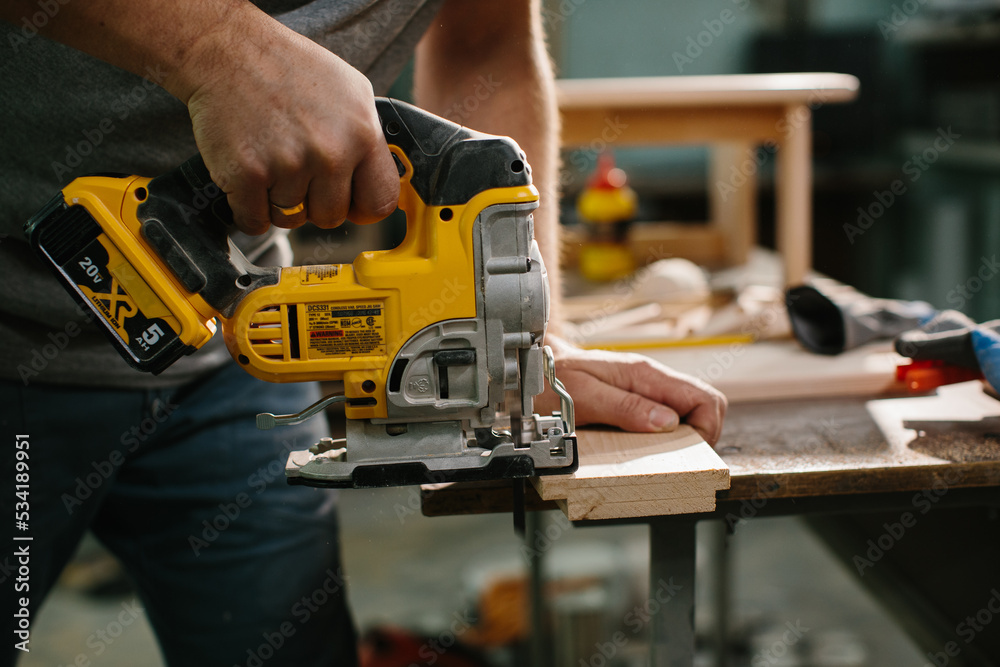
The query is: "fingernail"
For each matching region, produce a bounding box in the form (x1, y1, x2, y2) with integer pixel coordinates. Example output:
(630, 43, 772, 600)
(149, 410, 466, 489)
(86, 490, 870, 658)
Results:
(649, 407, 678, 431)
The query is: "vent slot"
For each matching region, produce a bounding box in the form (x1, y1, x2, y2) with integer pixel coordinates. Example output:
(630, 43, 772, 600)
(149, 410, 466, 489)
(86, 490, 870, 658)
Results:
(438, 365, 449, 399)
(287, 304, 300, 359)
(248, 306, 285, 360)
(42, 205, 101, 265)
(388, 359, 408, 393)
(347, 397, 377, 407)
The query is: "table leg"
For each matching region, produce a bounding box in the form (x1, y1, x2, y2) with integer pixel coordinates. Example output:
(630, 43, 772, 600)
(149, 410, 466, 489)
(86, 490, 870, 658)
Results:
(650, 519, 697, 667)
(526, 511, 548, 667)
(710, 141, 758, 267)
(705, 520, 730, 667)
(776, 102, 813, 285)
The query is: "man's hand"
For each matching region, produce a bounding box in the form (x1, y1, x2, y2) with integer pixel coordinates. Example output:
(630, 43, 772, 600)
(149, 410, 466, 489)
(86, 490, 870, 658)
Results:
(182, 22, 400, 235)
(413, 1, 728, 446)
(1, 0, 400, 236)
(538, 335, 728, 446)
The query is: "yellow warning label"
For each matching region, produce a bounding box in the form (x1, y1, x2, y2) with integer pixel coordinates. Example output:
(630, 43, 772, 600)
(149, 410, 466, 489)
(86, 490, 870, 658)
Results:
(301, 266, 340, 284)
(306, 301, 385, 357)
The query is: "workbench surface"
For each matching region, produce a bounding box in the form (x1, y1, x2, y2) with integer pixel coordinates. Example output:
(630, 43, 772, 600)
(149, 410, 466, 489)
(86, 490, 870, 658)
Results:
(422, 381, 1000, 518)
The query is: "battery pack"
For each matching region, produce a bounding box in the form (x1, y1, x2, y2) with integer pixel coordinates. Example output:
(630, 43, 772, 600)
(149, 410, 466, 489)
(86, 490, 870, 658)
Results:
(25, 193, 195, 374)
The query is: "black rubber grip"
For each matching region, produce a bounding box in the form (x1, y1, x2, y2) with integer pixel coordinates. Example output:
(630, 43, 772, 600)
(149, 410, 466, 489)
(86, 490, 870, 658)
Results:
(137, 158, 278, 317)
(374, 98, 532, 206)
(135, 99, 532, 316)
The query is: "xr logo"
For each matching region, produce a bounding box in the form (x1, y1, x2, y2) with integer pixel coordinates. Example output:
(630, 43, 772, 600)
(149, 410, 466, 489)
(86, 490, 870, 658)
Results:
(89, 278, 138, 332)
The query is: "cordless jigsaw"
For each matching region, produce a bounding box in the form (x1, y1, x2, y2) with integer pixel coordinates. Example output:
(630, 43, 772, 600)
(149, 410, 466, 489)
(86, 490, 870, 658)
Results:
(25, 98, 578, 491)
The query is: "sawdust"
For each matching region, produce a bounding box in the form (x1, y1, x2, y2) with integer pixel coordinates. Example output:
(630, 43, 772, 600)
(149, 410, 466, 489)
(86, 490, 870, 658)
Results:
(908, 430, 1000, 463)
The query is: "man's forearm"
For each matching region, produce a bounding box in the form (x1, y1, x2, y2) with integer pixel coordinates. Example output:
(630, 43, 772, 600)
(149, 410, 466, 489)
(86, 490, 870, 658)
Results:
(414, 0, 563, 330)
(3, 0, 399, 232)
(1, 0, 276, 102)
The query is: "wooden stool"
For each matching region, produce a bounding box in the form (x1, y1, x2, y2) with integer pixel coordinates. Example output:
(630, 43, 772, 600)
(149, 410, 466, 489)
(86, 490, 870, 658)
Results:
(557, 73, 860, 285)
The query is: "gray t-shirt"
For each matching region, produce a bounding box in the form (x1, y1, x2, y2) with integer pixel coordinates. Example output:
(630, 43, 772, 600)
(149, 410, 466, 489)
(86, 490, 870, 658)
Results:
(0, 0, 441, 388)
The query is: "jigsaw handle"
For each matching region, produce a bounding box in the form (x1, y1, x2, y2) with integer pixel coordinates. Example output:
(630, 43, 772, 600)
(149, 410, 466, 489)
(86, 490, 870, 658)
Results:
(26, 98, 536, 377)
(142, 99, 533, 309)
(370, 98, 534, 264)
(372, 98, 532, 208)
(136, 153, 280, 319)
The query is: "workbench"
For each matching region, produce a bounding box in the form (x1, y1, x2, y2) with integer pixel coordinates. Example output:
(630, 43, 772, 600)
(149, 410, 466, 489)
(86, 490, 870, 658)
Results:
(422, 380, 1000, 665)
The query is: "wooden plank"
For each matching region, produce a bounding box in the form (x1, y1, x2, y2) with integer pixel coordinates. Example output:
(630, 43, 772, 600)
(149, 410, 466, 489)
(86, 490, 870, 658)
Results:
(553, 495, 718, 522)
(536, 426, 724, 491)
(531, 425, 730, 521)
(643, 339, 908, 403)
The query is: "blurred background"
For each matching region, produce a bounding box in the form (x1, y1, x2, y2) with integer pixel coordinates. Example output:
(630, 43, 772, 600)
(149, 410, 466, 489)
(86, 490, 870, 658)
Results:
(541, 0, 1000, 321)
(24, 1, 1000, 665)
(26, 492, 926, 667)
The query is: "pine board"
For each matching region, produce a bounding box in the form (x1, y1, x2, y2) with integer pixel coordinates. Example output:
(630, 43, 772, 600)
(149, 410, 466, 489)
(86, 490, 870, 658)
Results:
(530, 425, 730, 521)
(551, 496, 718, 521)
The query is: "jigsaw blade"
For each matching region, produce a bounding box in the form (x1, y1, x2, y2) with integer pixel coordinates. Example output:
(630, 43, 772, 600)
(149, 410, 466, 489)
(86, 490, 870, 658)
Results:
(507, 353, 525, 450)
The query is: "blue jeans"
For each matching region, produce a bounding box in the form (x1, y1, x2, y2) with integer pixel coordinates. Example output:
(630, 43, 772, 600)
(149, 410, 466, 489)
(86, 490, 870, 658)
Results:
(1, 363, 356, 666)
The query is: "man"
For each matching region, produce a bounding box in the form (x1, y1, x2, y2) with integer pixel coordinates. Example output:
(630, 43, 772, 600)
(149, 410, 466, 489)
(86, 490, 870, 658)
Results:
(1, 1, 725, 664)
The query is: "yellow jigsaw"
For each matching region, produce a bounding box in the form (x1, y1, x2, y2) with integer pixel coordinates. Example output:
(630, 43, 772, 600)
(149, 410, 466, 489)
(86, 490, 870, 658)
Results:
(26, 98, 578, 490)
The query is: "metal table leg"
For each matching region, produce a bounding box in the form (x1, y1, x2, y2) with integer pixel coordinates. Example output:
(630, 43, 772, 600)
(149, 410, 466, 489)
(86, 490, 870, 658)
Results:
(526, 510, 547, 667)
(705, 520, 730, 667)
(650, 518, 697, 667)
